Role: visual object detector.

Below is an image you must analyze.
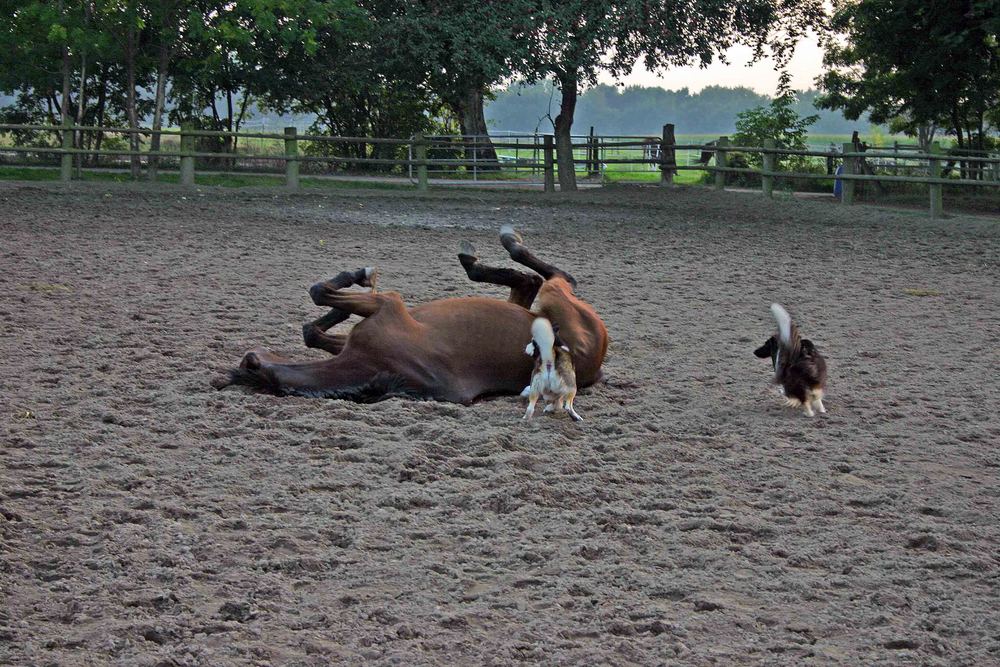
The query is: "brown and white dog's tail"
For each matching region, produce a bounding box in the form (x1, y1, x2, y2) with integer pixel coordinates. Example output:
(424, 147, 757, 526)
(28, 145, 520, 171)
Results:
(528, 316, 557, 362)
(771, 303, 801, 368)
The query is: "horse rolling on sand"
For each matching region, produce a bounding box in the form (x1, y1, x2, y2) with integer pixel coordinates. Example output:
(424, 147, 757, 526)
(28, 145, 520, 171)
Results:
(221, 226, 608, 405)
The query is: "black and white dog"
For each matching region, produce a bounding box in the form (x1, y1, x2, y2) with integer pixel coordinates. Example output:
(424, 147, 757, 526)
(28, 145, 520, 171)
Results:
(754, 303, 828, 417)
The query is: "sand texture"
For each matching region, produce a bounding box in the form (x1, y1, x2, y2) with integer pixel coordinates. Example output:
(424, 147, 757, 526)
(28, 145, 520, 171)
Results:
(1, 181, 999, 665)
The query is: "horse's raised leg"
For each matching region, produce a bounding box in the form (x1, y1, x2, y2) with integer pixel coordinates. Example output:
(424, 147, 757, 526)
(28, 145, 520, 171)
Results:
(302, 267, 378, 354)
(302, 309, 349, 355)
(458, 241, 542, 309)
(309, 273, 384, 317)
(499, 225, 577, 287)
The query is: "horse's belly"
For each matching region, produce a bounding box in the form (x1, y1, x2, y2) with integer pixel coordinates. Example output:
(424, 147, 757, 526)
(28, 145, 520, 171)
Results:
(409, 298, 535, 399)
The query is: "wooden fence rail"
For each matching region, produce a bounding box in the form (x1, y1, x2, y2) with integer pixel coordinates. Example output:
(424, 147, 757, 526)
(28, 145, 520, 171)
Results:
(1, 123, 998, 217)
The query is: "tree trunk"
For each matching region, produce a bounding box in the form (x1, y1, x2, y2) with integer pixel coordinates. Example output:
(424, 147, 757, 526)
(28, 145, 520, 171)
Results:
(148, 42, 171, 181)
(58, 0, 71, 124)
(46, 93, 58, 127)
(917, 124, 936, 152)
(93, 65, 108, 165)
(235, 93, 251, 135)
(60, 39, 72, 147)
(74, 0, 92, 175)
(949, 107, 965, 179)
(458, 86, 499, 171)
(975, 111, 985, 180)
(226, 88, 235, 153)
(126, 19, 141, 180)
(554, 73, 578, 191)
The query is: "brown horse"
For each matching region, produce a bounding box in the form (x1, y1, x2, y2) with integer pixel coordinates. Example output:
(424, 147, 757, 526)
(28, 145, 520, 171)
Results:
(223, 226, 608, 404)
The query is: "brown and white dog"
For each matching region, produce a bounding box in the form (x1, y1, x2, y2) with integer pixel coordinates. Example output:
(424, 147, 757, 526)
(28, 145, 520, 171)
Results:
(754, 303, 828, 417)
(523, 317, 581, 421)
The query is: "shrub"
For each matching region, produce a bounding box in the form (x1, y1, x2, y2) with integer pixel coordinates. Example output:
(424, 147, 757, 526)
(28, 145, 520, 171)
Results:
(732, 71, 819, 170)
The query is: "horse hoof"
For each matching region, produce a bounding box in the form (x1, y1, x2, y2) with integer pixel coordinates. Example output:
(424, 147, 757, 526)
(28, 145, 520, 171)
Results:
(360, 267, 378, 291)
(309, 281, 330, 306)
(241, 351, 262, 371)
(302, 323, 321, 348)
(241, 347, 284, 371)
(499, 224, 522, 243)
(209, 375, 231, 389)
(459, 240, 477, 258)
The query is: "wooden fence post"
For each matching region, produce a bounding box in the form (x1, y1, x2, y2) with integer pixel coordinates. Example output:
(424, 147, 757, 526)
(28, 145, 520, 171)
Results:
(841, 142, 855, 205)
(928, 141, 943, 218)
(761, 138, 775, 198)
(60, 118, 73, 182)
(284, 127, 299, 190)
(415, 134, 428, 191)
(147, 128, 160, 182)
(543, 134, 555, 192)
(714, 136, 729, 190)
(180, 123, 195, 186)
(660, 123, 675, 186)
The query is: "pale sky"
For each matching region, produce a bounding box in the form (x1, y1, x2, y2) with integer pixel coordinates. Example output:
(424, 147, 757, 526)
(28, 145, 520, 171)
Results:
(597, 36, 826, 95)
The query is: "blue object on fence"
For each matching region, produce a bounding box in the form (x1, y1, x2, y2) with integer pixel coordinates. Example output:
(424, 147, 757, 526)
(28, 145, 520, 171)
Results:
(833, 164, 844, 198)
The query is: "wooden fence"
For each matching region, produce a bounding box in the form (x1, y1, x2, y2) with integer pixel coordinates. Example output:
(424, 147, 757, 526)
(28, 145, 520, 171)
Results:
(2, 122, 998, 218)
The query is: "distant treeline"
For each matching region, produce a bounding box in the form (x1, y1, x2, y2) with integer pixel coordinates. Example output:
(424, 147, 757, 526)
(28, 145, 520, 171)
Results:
(486, 83, 872, 136)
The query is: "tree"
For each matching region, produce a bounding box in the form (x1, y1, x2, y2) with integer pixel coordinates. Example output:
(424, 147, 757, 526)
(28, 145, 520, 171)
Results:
(0, 2, 103, 124)
(383, 0, 537, 167)
(258, 0, 447, 171)
(817, 0, 1000, 155)
(733, 71, 819, 168)
(146, 0, 189, 180)
(167, 0, 340, 164)
(519, 0, 826, 190)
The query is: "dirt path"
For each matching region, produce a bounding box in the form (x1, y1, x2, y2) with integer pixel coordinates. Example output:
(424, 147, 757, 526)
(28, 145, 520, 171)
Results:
(2, 181, 998, 665)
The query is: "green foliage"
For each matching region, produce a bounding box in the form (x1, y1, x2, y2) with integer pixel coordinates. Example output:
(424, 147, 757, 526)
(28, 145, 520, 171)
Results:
(732, 72, 819, 168)
(513, 0, 827, 188)
(817, 0, 1000, 151)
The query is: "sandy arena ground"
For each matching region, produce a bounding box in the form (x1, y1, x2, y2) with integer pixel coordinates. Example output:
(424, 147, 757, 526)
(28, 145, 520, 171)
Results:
(1, 181, 998, 665)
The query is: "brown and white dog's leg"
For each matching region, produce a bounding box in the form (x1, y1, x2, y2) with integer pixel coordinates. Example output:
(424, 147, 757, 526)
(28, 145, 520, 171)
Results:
(564, 391, 583, 422)
(803, 400, 815, 417)
(523, 392, 540, 420)
(813, 391, 827, 414)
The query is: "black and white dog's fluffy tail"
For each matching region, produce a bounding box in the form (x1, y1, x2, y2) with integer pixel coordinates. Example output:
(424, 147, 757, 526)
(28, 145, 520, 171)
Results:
(770, 303, 800, 365)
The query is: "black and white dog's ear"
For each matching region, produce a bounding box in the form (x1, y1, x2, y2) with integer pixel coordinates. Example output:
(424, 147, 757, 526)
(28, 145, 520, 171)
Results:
(754, 337, 776, 358)
(525, 341, 539, 357)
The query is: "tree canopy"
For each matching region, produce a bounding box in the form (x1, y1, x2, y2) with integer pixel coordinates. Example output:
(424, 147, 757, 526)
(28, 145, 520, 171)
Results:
(817, 0, 1000, 151)
(509, 0, 826, 189)
(4, 0, 995, 183)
